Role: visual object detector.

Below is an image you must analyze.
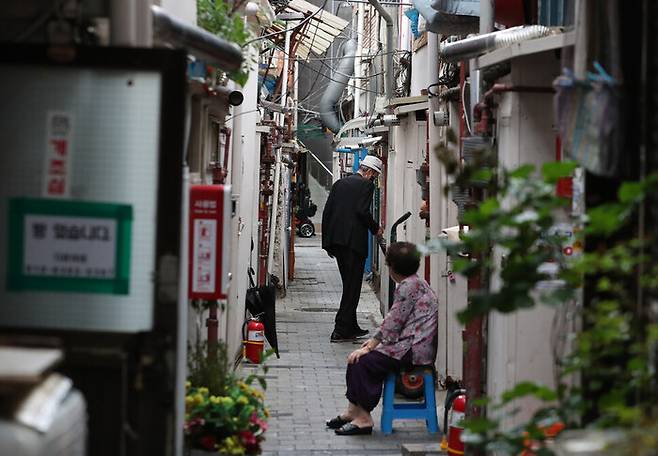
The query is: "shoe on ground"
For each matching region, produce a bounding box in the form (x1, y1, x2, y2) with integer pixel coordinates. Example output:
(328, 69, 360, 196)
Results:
(330, 331, 355, 343)
(352, 328, 369, 338)
(326, 416, 350, 429)
(334, 423, 373, 435)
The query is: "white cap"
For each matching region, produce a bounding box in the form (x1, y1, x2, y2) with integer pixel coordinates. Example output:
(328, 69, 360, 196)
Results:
(360, 155, 383, 174)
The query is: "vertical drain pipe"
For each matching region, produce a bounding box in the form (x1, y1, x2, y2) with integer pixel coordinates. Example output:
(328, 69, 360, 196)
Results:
(469, 0, 494, 122)
(354, 3, 365, 118)
(367, 0, 393, 101)
(464, 0, 494, 451)
(367, 0, 393, 312)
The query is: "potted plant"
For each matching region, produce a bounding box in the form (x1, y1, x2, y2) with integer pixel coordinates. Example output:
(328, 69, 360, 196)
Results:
(185, 341, 270, 455)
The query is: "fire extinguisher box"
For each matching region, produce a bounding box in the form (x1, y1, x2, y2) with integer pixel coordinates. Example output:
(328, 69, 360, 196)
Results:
(188, 185, 232, 300)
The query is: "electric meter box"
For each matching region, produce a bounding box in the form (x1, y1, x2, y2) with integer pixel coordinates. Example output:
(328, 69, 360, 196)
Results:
(188, 184, 232, 300)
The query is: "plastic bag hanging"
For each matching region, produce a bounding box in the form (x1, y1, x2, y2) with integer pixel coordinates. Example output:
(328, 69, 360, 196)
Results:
(553, 62, 621, 177)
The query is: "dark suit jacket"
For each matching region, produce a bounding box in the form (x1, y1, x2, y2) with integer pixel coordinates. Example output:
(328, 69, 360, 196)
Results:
(322, 173, 379, 258)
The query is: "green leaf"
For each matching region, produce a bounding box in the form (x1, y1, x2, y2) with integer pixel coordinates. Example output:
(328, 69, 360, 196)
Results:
(463, 417, 499, 434)
(586, 204, 627, 235)
(479, 197, 500, 217)
(472, 168, 494, 183)
(617, 181, 644, 203)
(510, 164, 536, 179)
(541, 161, 577, 183)
(500, 382, 557, 403)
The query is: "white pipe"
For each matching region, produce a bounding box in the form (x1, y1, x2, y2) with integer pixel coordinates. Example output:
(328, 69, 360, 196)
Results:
(428, 30, 441, 261)
(111, 0, 137, 46)
(574, 0, 588, 79)
(367, 0, 393, 100)
(470, 0, 495, 122)
(280, 31, 291, 127)
(440, 25, 551, 62)
(135, 0, 152, 46)
(175, 165, 190, 456)
(293, 59, 299, 129)
(354, 3, 365, 117)
(279, 166, 289, 289)
(267, 150, 281, 279)
(480, 0, 495, 34)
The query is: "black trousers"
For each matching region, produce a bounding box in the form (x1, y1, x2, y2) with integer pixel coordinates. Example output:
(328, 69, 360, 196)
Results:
(345, 350, 412, 412)
(333, 246, 366, 335)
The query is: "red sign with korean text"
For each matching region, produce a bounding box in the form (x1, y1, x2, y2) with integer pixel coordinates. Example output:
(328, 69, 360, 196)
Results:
(188, 185, 232, 300)
(43, 112, 73, 198)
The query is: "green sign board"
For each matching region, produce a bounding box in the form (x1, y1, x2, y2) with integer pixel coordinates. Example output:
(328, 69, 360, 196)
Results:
(7, 198, 132, 294)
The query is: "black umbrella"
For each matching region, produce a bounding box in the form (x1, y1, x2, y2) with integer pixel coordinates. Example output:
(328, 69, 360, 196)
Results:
(245, 268, 280, 358)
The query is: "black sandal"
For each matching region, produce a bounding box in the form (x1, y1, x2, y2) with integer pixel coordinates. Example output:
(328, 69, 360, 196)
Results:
(325, 416, 350, 429)
(334, 423, 373, 435)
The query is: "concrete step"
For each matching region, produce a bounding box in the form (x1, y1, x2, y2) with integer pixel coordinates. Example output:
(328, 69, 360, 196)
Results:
(401, 443, 447, 456)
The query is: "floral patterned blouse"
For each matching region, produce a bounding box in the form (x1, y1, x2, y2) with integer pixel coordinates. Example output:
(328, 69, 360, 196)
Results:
(374, 274, 438, 365)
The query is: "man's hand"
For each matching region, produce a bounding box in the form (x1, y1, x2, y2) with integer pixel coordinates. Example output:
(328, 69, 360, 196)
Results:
(376, 227, 384, 238)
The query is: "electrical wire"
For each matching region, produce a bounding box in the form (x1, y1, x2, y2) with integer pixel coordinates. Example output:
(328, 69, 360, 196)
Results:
(275, 44, 385, 96)
(226, 108, 263, 122)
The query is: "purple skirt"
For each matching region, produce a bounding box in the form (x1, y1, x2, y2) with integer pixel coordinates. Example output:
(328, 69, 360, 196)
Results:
(345, 350, 411, 412)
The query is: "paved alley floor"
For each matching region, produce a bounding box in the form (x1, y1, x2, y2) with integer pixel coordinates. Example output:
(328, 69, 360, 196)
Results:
(255, 237, 442, 456)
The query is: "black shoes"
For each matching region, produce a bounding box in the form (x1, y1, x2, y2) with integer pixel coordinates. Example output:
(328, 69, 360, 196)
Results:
(326, 416, 350, 429)
(330, 328, 370, 343)
(334, 423, 373, 435)
(330, 331, 354, 343)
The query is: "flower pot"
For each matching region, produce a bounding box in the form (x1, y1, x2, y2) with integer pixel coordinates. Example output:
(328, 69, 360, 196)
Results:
(188, 449, 231, 456)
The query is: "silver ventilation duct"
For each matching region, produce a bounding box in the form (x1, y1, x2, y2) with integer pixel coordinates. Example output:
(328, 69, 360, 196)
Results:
(319, 39, 358, 133)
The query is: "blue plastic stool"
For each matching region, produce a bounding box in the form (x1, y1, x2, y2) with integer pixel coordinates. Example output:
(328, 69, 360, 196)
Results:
(380, 367, 439, 435)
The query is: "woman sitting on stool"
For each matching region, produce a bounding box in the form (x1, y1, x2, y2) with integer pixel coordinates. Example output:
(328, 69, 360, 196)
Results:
(327, 241, 439, 435)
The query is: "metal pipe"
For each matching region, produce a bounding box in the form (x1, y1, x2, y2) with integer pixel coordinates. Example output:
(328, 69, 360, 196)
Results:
(440, 25, 551, 63)
(319, 39, 358, 132)
(480, 0, 495, 34)
(462, 4, 495, 448)
(483, 83, 554, 99)
(387, 212, 412, 310)
(135, 0, 153, 46)
(266, 149, 281, 282)
(438, 86, 461, 101)
(339, 0, 414, 4)
(175, 164, 190, 456)
(151, 5, 243, 73)
(280, 30, 291, 127)
(367, 0, 393, 101)
(111, 0, 137, 46)
(354, 3, 365, 118)
(212, 85, 245, 106)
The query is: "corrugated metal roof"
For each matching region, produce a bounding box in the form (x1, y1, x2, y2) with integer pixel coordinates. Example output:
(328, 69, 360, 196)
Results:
(265, 0, 349, 60)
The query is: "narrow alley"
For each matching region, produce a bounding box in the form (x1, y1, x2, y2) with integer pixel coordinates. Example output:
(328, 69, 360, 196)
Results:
(257, 237, 440, 455)
(2, 1, 658, 455)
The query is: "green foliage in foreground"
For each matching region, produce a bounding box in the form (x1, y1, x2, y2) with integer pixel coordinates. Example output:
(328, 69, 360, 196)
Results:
(423, 136, 658, 454)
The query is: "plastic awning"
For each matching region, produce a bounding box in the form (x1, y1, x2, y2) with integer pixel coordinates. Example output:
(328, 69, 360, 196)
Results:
(264, 0, 349, 60)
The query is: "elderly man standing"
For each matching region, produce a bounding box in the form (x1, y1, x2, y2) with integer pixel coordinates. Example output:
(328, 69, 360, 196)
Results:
(322, 155, 384, 342)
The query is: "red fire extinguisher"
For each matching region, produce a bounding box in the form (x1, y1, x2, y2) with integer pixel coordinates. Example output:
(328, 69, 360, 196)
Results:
(441, 388, 467, 454)
(243, 316, 265, 363)
(447, 393, 466, 455)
